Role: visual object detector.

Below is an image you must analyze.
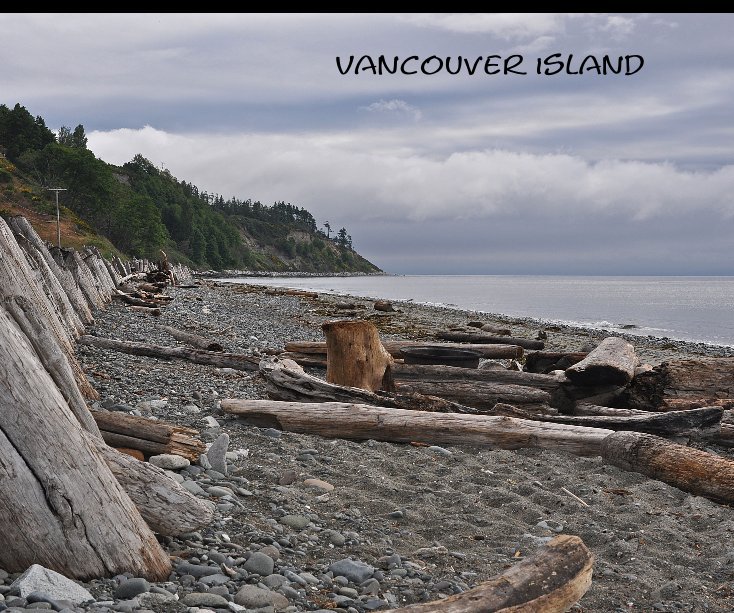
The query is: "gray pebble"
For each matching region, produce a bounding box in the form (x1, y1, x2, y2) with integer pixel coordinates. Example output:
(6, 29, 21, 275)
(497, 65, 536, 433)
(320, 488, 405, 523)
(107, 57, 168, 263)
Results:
(244, 552, 274, 576)
(234, 585, 274, 608)
(114, 578, 149, 600)
(329, 559, 375, 584)
(278, 515, 310, 530)
(182, 592, 230, 608)
(148, 454, 189, 470)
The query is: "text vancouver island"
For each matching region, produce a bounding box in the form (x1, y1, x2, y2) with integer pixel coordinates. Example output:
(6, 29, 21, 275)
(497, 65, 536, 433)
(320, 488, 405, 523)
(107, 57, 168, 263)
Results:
(336, 54, 644, 76)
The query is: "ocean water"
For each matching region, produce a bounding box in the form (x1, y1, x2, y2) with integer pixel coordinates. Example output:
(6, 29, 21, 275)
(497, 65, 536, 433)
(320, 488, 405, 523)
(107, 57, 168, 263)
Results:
(218, 275, 734, 347)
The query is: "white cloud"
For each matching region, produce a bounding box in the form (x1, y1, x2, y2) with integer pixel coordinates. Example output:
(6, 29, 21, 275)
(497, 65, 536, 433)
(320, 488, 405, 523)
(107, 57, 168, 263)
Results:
(400, 13, 568, 39)
(360, 99, 422, 121)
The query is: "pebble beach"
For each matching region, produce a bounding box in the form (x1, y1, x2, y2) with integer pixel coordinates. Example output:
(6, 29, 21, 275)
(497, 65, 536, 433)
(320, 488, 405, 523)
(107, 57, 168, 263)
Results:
(3, 280, 733, 613)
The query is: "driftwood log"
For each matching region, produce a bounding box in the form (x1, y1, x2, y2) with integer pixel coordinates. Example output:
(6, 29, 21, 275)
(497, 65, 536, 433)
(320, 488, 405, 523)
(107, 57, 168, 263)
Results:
(393, 535, 593, 613)
(525, 351, 588, 374)
(467, 321, 512, 336)
(436, 330, 545, 350)
(322, 320, 394, 392)
(492, 404, 723, 439)
(0, 306, 171, 579)
(284, 340, 524, 360)
(78, 335, 259, 371)
(602, 431, 734, 504)
(565, 337, 638, 387)
(161, 325, 224, 352)
(92, 411, 206, 461)
(222, 399, 615, 457)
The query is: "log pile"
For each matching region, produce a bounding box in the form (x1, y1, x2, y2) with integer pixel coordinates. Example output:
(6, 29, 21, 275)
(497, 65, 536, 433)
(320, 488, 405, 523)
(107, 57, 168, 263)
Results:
(0, 215, 211, 580)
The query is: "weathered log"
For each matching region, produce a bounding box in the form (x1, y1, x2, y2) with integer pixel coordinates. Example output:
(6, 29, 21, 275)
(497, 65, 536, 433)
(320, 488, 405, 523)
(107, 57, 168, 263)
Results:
(92, 440, 215, 535)
(601, 431, 734, 504)
(0, 305, 171, 579)
(113, 288, 162, 309)
(565, 337, 638, 387)
(467, 321, 512, 336)
(395, 379, 553, 411)
(623, 358, 734, 410)
(284, 340, 524, 360)
(392, 363, 561, 390)
(79, 335, 260, 371)
(525, 351, 588, 374)
(222, 399, 614, 457)
(492, 404, 722, 439)
(118, 271, 148, 284)
(161, 325, 224, 352)
(278, 351, 328, 368)
(260, 357, 480, 414)
(60, 248, 107, 309)
(574, 403, 649, 417)
(128, 305, 162, 316)
(393, 534, 593, 613)
(436, 330, 544, 350)
(3, 296, 100, 435)
(92, 411, 206, 461)
(0, 218, 98, 402)
(81, 251, 115, 303)
(9, 216, 85, 337)
(374, 300, 395, 312)
(322, 320, 394, 392)
(661, 398, 734, 411)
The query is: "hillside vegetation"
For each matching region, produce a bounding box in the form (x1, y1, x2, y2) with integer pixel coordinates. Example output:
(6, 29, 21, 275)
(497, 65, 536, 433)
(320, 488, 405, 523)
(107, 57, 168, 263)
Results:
(0, 103, 381, 273)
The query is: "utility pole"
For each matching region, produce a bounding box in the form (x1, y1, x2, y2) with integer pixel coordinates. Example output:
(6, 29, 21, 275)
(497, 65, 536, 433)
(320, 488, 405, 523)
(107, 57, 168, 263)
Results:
(47, 188, 67, 248)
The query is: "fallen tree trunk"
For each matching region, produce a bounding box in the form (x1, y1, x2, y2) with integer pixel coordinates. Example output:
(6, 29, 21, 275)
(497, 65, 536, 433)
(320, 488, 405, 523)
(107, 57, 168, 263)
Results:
(491, 404, 722, 439)
(574, 403, 649, 417)
(284, 340, 524, 360)
(222, 399, 615, 457)
(93, 440, 215, 536)
(261, 357, 480, 414)
(161, 325, 224, 352)
(565, 337, 638, 387)
(601, 431, 734, 504)
(322, 320, 394, 392)
(393, 535, 593, 613)
(436, 330, 545, 350)
(278, 351, 328, 368)
(79, 335, 259, 371)
(623, 358, 734, 410)
(92, 411, 206, 461)
(394, 379, 553, 411)
(392, 363, 561, 390)
(0, 305, 171, 579)
(113, 289, 162, 309)
(525, 351, 588, 374)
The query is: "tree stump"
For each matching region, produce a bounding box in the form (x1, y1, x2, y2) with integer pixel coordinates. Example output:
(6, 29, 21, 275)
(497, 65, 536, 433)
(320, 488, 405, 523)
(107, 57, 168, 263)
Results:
(322, 319, 394, 392)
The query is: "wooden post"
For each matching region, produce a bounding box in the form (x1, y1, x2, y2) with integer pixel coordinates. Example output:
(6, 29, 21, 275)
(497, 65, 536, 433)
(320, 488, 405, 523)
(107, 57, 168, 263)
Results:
(322, 320, 394, 392)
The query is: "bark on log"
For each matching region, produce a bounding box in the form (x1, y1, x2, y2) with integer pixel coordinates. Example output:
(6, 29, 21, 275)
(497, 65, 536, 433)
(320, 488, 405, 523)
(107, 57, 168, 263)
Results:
(260, 357, 480, 414)
(525, 351, 588, 374)
(92, 410, 206, 461)
(322, 320, 394, 392)
(9, 217, 85, 337)
(436, 330, 545, 350)
(0, 218, 98, 402)
(79, 335, 259, 371)
(222, 399, 615, 457)
(0, 306, 171, 579)
(492, 404, 722, 439)
(92, 440, 215, 535)
(623, 358, 734, 410)
(601, 431, 734, 504)
(284, 340, 524, 360)
(161, 325, 224, 352)
(394, 380, 553, 411)
(565, 337, 638, 387)
(392, 534, 593, 613)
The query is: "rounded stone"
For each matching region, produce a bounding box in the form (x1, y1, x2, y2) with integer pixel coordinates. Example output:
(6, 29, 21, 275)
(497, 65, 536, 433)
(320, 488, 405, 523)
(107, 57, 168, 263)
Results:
(243, 551, 274, 576)
(114, 578, 150, 600)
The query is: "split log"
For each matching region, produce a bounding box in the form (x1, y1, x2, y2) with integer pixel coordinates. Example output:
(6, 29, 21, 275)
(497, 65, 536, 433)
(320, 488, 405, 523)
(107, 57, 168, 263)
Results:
(322, 320, 394, 392)
(467, 321, 512, 336)
(260, 357, 479, 414)
(92, 411, 206, 461)
(623, 358, 734, 410)
(161, 325, 224, 352)
(565, 337, 638, 387)
(284, 340, 524, 360)
(525, 351, 588, 374)
(0, 218, 98, 402)
(8, 216, 85, 337)
(0, 305, 171, 579)
(79, 335, 259, 371)
(92, 440, 214, 536)
(395, 379, 553, 411)
(222, 399, 615, 457)
(601, 431, 734, 504)
(492, 404, 723, 439)
(393, 535, 593, 613)
(436, 330, 545, 350)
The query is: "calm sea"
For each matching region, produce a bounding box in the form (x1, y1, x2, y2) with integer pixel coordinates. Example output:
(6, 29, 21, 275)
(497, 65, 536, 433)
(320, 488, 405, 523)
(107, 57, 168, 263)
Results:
(218, 275, 734, 348)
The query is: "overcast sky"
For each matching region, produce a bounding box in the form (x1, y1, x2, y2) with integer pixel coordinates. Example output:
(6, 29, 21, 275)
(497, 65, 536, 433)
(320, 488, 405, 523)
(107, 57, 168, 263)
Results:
(4, 13, 734, 274)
